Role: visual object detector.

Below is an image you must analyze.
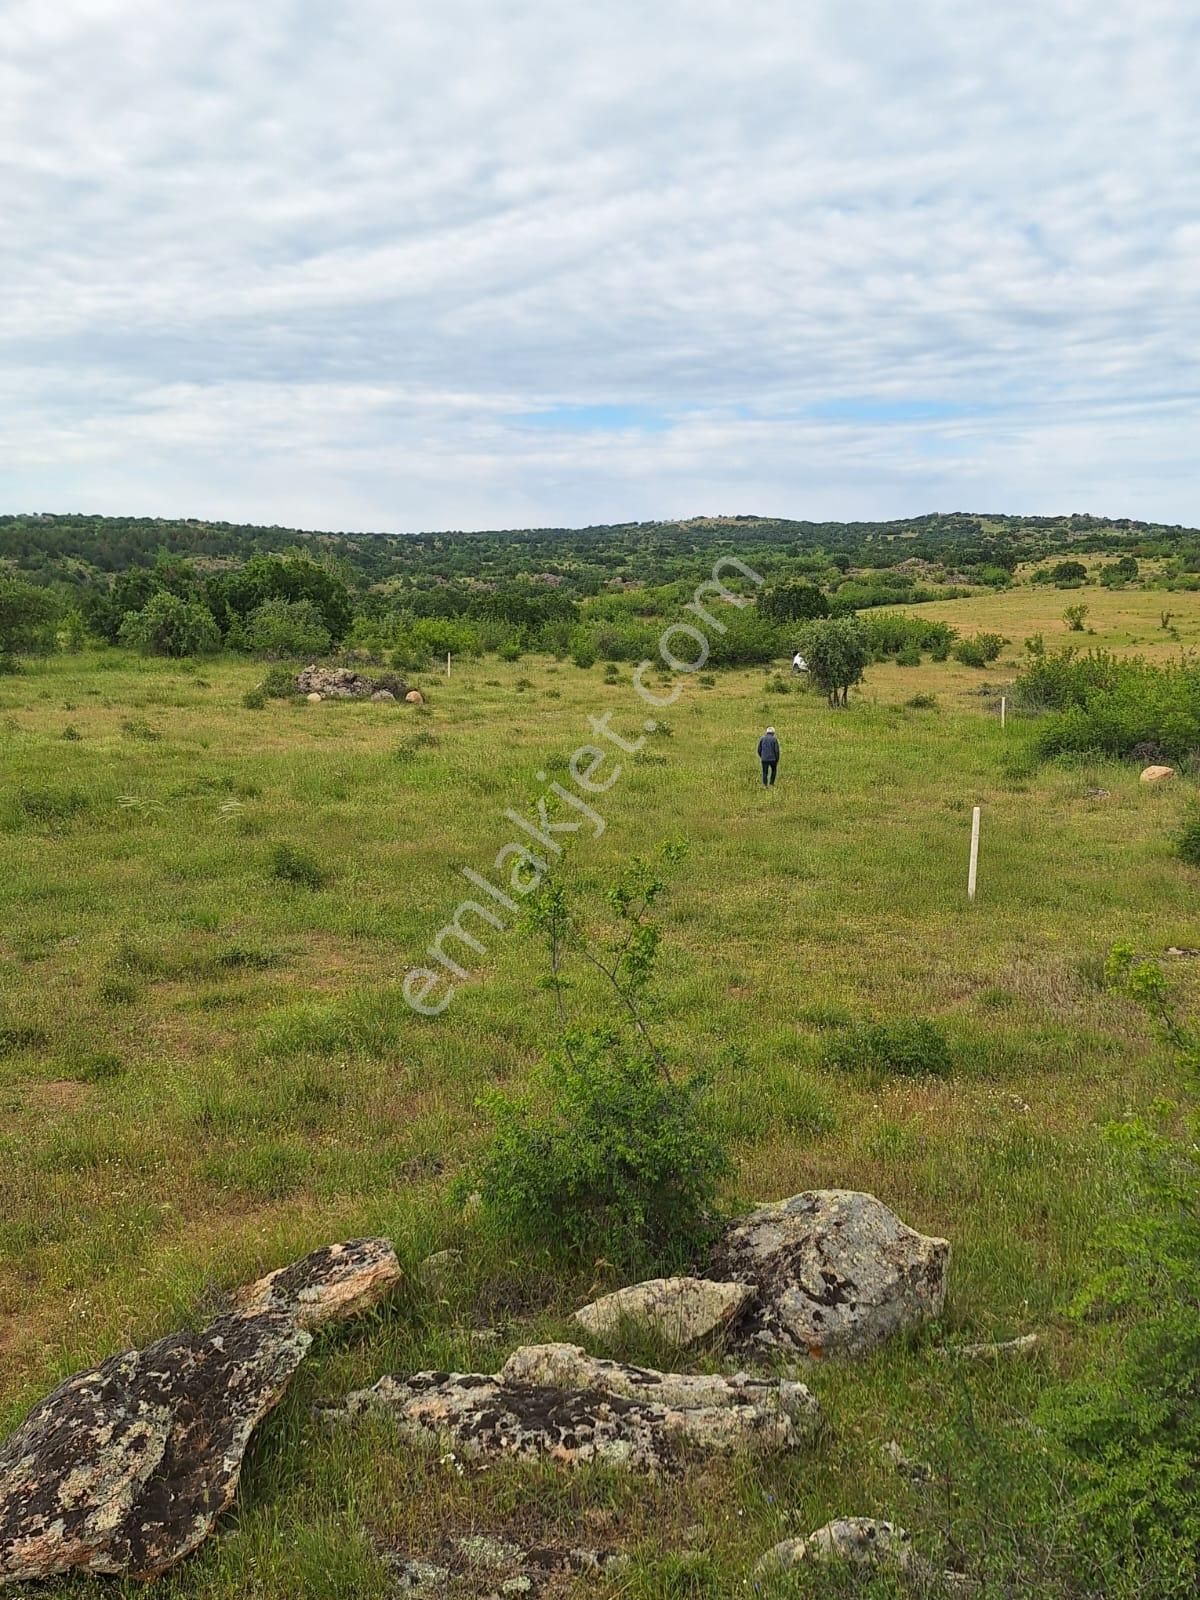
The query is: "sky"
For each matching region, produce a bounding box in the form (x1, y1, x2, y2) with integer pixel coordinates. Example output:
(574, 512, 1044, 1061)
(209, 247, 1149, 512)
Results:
(2, 0, 1197, 533)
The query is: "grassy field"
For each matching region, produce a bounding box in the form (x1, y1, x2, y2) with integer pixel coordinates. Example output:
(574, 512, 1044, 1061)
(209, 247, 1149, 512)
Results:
(1, 582, 1197, 1596)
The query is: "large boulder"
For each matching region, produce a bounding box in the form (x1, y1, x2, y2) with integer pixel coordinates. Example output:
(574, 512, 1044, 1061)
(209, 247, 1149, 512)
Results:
(332, 1342, 817, 1471)
(0, 1238, 399, 1587)
(0, 1312, 310, 1584)
(574, 1277, 753, 1348)
(708, 1190, 949, 1358)
(1140, 764, 1175, 783)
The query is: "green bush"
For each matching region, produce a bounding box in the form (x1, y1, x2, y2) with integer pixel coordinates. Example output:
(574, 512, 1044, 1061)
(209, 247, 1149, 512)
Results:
(244, 597, 331, 658)
(954, 631, 1006, 668)
(1042, 947, 1200, 1596)
(821, 1017, 954, 1078)
(468, 1032, 729, 1270)
(242, 686, 267, 709)
(269, 842, 328, 890)
(118, 591, 220, 657)
(896, 643, 921, 666)
(7, 785, 91, 831)
(1017, 649, 1200, 761)
(1178, 806, 1200, 868)
(261, 665, 299, 697)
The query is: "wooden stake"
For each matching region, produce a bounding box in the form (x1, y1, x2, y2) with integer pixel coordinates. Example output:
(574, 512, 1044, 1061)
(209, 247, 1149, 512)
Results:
(1000, 696, 1007, 729)
(968, 806, 981, 901)
(446, 652, 451, 678)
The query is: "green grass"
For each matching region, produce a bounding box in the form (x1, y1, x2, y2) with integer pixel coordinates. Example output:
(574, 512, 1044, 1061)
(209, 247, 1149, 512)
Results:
(0, 593, 1196, 1595)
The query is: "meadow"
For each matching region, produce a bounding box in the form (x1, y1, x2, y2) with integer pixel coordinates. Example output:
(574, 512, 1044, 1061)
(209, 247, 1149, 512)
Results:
(1, 580, 1198, 1596)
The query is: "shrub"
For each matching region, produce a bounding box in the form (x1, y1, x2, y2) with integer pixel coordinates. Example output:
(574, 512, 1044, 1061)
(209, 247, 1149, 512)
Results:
(571, 644, 596, 668)
(469, 1034, 729, 1270)
(261, 664, 298, 697)
(118, 592, 220, 657)
(498, 639, 523, 662)
(821, 1017, 954, 1078)
(906, 692, 939, 709)
(244, 597, 331, 658)
(896, 643, 921, 666)
(1017, 649, 1200, 761)
(242, 686, 267, 709)
(0, 576, 58, 668)
(954, 631, 1006, 668)
(1063, 603, 1090, 632)
(1178, 806, 1200, 868)
(269, 842, 328, 890)
(1042, 947, 1200, 1595)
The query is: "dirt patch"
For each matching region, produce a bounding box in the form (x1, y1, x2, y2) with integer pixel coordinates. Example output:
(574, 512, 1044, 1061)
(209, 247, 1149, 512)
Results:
(22, 1079, 90, 1115)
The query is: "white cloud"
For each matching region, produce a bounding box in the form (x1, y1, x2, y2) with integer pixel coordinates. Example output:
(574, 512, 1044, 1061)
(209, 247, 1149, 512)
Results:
(1, 0, 1197, 529)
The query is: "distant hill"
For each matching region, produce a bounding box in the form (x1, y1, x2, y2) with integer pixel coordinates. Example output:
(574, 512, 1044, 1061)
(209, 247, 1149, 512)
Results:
(2, 509, 1196, 592)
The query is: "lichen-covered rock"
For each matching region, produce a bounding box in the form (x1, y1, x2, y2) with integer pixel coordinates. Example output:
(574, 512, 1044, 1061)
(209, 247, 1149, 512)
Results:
(405, 689, 425, 705)
(370, 689, 396, 702)
(0, 1238, 400, 1587)
(294, 666, 407, 701)
(708, 1190, 948, 1358)
(573, 1277, 753, 1347)
(1140, 764, 1175, 783)
(383, 1534, 628, 1595)
(334, 1343, 816, 1471)
(0, 1313, 309, 1585)
(232, 1237, 401, 1329)
(755, 1518, 914, 1575)
(500, 1343, 819, 1430)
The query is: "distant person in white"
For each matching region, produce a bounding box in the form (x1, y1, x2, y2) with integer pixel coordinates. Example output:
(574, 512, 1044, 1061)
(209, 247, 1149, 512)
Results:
(792, 651, 808, 674)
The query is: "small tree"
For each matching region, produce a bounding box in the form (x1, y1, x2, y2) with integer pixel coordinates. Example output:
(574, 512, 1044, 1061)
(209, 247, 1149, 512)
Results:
(799, 616, 870, 706)
(0, 578, 58, 671)
(1063, 603, 1089, 632)
(466, 844, 730, 1271)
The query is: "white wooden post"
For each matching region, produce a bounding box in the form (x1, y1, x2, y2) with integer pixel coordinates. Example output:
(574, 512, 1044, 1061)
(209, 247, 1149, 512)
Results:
(1000, 695, 1007, 729)
(968, 806, 981, 902)
(446, 652, 451, 678)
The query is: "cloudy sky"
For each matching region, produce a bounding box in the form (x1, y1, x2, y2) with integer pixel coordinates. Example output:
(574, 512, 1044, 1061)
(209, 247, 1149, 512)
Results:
(2, 0, 1197, 532)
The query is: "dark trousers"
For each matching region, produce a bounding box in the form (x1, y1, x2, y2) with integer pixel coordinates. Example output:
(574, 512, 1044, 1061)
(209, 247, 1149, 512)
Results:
(761, 760, 778, 786)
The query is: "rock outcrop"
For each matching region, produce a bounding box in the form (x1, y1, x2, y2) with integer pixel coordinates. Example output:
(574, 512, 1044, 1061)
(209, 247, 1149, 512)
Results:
(708, 1190, 949, 1358)
(294, 666, 408, 701)
(332, 1342, 817, 1471)
(0, 1238, 399, 1587)
(574, 1277, 753, 1347)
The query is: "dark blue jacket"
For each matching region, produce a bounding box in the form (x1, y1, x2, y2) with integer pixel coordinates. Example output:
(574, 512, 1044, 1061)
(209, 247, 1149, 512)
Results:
(758, 733, 780, 762)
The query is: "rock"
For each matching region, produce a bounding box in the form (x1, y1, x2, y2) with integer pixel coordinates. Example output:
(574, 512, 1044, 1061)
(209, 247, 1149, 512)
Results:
(755, 1518, 914, 1576)
(405, 689, 425, 705)
(1140, 765, 1175, 783)
(707, 1190, 949, 1358)
(383, 1535, 627, 1596)
(939, 1332, 1038, 1360)
(500, 1343, 819, 1429)
(370, 689, 396, 702)
(574, 1277, 753, 1348)
(0, 1312, 310, 1585)
(331, 1342, 816, 1471)
(881, 1438, 933, 1482)
(0, 1238, 398, 1586)
(306, 692, 322, 704)
(417, 1249, 463, 1296)
(231, 1238, 401, 1329)
(294, 665, 406, 702)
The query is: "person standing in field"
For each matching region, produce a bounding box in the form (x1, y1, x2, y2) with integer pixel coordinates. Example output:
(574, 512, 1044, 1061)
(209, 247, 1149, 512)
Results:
(758, 725, 780, 787)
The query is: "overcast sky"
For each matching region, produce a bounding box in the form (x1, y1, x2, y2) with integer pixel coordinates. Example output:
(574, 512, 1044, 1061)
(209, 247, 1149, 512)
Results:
(2, 0, 1197, 532)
